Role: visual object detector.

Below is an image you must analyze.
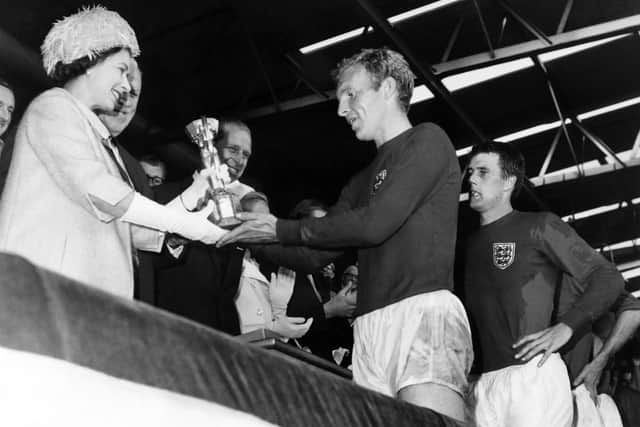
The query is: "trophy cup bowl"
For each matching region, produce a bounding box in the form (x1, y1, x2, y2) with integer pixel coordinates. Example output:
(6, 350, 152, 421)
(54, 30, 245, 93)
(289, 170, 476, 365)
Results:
(185, 117, 241, 229)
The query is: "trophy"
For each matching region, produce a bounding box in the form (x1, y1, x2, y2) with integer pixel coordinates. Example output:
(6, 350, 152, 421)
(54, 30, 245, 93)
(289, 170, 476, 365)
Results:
(185, 117, 241, 228)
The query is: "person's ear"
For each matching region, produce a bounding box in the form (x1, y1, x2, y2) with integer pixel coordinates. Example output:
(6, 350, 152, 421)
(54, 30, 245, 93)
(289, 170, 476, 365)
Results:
(381, 77, 397, 100)
(504, 175, 517, 193)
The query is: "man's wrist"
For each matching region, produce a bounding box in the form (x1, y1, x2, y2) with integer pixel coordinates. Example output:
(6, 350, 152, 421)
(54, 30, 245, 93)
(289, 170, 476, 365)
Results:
(276, 219, 302, 245)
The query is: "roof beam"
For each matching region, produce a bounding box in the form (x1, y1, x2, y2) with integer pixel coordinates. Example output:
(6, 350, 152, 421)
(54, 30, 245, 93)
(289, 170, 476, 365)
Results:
(441, 16, 465, 62)
(533, 57, 584, 177)
(556, 0, 574, 34)
(244, 26, 281, 113)
(472, 0, 495, 58)
(495, 0, 552, 45)
(571, 118, 628, 168)
(240, 14, 640, 119)
(538, 128, 562, 176)
(632, 129, 640, 159)
(282, 53, 331, 100)
(532, 158, 640, 187)
(434, 14, 640, 76)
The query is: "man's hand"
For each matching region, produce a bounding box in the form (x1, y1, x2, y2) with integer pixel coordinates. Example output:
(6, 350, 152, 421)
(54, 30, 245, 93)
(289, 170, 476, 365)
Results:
(324, 286, 357, 319)
(216, 212, 278, 246)
(574, 355, 607, 402)
(512, 322, 573, 367)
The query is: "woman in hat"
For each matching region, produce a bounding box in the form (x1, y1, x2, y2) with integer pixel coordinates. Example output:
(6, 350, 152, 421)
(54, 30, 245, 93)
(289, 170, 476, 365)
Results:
(0, 6, 223, 298)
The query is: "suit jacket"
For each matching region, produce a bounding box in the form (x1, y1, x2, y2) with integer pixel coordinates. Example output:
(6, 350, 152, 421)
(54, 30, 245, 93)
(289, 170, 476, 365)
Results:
(156, 242, 244, 334)
(0, 88, 140, 297)
(289, 274, 353, 361)
(153, 179, 246, 334)
(0, 129, 16, 199)
(117, 143, 161, 304)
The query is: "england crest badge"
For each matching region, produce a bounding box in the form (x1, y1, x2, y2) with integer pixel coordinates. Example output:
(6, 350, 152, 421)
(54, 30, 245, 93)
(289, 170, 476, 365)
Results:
(372, 169, 388, 194)
(493, 242, 515, 270)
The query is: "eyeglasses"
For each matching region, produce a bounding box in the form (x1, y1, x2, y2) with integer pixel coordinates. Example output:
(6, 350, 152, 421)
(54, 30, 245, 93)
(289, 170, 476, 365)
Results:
(146, 175, 164, 187)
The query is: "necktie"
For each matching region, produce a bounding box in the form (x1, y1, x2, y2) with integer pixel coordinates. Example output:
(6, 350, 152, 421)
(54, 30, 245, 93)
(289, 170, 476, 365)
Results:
(102, 137, 140, 274)
(102, 137, 134, 188)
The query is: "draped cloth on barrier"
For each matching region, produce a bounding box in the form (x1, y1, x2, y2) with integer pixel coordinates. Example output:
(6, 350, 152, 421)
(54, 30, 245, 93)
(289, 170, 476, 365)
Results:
(0, 253, 453, 426)
(0, 346, 275, 426)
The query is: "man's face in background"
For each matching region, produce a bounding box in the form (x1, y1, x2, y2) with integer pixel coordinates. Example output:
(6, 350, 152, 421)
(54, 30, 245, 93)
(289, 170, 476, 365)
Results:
(216, 123, 252, 182)
(0, 85, 15, 138)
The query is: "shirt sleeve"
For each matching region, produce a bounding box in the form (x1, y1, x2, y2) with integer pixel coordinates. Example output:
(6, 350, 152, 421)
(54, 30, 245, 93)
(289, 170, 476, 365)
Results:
(277, 124, 456, 248)
(131, 225, 165, 252)
(540, 213, 625, 331)
(25, 94, 133, 222)
(611, 291, 640, 315)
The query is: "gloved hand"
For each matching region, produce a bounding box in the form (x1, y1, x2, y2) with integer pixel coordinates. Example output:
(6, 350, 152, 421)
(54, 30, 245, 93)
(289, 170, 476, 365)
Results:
(165, 168, 216, 213)
(269, 267, 296, 319)
(121, 193, 225, 245)
(218, 164, 231, 185)
(270, 316, 313, 339)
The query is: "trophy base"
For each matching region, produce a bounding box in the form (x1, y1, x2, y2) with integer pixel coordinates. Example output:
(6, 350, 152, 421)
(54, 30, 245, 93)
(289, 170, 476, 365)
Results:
(209, 213, 242, 229)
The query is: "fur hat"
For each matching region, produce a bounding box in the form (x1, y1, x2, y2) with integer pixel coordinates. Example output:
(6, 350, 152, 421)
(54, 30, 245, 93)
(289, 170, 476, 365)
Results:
(41, 5, 140, 76)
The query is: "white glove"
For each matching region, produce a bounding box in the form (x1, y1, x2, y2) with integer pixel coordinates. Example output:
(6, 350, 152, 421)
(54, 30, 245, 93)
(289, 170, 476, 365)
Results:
(218, 164, 231, 185)
(269, 268, 296, 319)
(270, 316, 313, 339)
(166, 168, 216, 212)
(121, 193, 225, 244)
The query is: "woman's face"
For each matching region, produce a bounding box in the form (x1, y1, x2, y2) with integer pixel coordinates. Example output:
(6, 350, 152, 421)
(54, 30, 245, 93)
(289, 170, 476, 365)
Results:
(86, 49, 132, 112)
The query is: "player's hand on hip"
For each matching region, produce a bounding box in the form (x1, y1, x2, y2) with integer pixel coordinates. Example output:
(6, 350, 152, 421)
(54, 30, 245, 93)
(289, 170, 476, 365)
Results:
(512, 322, 573, 367)
(574, 355, 607, 403)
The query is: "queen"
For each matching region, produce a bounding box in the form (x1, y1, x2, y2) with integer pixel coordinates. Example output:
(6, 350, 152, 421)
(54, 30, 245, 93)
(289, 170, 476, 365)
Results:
(0, 6, 225, 298)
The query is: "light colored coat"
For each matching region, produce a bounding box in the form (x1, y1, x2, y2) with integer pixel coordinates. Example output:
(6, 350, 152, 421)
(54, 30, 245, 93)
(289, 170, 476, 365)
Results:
(0, 88, 162, 298)
(235, 253, 273, 334)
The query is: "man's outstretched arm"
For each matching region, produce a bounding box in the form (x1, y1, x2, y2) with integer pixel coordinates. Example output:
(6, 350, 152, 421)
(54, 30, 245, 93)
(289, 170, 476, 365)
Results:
(574, 302, 640, 399)
(218, 124, 456, 248)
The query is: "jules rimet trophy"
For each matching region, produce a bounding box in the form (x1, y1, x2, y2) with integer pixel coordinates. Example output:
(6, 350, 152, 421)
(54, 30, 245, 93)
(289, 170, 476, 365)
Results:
(185, 117, 241, 228)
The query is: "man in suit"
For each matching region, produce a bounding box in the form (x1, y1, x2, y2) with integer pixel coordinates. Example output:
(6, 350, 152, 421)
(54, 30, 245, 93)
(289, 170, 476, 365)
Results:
(0, 79, 16, 198)
(154, 119, 256, 334)
(0, 79, 15, 158)
(98, 60, 161, 304)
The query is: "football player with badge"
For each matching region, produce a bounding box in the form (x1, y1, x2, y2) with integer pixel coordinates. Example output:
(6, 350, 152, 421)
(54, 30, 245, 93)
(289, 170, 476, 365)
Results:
(463, 141, 625, 427)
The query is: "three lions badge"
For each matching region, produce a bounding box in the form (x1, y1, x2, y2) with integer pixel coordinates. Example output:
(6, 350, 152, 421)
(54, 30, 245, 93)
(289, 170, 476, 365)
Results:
(493, 242, 515, 270)
(372, 169, 388, 194)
